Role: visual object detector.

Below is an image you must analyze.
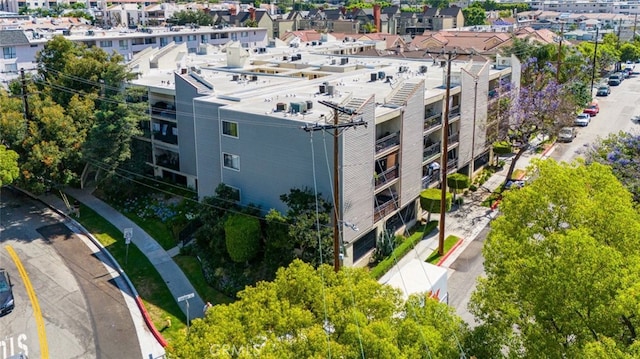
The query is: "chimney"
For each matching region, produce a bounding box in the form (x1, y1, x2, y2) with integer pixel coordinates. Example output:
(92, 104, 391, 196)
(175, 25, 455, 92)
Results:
(230, 6, 237, 16)
(339, 6, 346, 16)
(249, 7, 256, 21)
(373, 4, 381, 33)
(423, 5, 429, 13)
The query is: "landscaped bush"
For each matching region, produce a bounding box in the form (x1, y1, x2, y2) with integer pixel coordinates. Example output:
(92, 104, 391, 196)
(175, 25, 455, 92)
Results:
(224, 214, 261, 263)
(420, 188, 452, 222)
(493, 141, 513, 155)
(370, 221, 438, 279)
(447, 173, 471, 192)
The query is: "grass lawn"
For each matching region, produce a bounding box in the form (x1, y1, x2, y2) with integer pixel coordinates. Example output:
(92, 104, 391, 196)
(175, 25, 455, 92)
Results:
(75, 203, 188, 345)
(173, 255, 233, 306)
(512, 169, 526, 180)
(121, 211, 177, 250)
(425, 235, 460, 264)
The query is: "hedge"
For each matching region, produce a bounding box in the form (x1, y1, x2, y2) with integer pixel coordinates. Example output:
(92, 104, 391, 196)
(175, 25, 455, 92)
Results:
(420, 188, 452, 213)
(224, 214, 261, 262)
(493, 141, 513, 155)
(370, 220, 438, 279)
(447, 173, 470, 192)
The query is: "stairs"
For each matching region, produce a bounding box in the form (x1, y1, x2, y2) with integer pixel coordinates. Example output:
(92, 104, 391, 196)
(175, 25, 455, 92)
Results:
(386, 82, 421, 107)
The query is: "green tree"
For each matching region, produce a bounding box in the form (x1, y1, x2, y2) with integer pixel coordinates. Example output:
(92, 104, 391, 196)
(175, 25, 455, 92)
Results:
(168, 10, 213, 26)
(619, 43, 640, 63)
(447, 173, 470, 202)
(469, 160, 640, 358)
(264, 209, 295, 274)
(224, 214, 261, 263)
(0, 146, 20, 186)
(169, 260, 468, 358)
(419, 188, 452, 222)
(280, 188, 333, 267)
(462, 6, 486, 26)
(426, 0, 450, 9)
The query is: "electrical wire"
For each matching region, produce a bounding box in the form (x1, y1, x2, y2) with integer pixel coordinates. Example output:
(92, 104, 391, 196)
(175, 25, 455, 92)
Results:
(309, 131, 332, 359)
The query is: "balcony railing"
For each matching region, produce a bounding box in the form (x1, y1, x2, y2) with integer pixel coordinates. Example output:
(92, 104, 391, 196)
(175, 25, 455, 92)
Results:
(423, 142, 440, 161)
(375, 166, 399, 189)
(375, 131, 400, 154)
(155, 155, 180, 171)
(150, 107, 177, 120)
(374, 197, 399, 222)
(448, 133, 459, 145)
(153, 131, 178, 145)
(447, 158, 458, 170)
(422, 172, 440, 189)
(449, 106, 461, 119)
(423, 113, 442, 131)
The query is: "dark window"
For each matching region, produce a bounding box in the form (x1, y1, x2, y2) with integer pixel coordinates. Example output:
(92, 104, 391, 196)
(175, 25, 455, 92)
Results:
(353, 230, 376, 261)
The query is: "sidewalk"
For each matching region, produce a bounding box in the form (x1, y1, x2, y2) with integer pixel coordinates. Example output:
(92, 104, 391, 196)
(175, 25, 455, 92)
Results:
(379, 138, 556, 289)
(35, 187, 206, 355)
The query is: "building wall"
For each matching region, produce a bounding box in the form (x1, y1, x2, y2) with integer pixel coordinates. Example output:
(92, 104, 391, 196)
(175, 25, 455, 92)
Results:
(193, 99, 223, 199)
(174, 72, 203, 187)
(458, 63, 489, 173)
(399, 81, 426, 209)
(342, 96, 376, 247)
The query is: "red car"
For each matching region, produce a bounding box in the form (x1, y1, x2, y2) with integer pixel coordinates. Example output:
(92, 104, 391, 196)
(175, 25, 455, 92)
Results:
(583, 102, 600, 116)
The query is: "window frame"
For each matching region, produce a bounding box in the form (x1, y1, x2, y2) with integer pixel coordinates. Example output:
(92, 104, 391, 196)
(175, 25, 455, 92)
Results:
(222, 120, 239, 138)
(222, 153, 240, 171)
(3, 47, 16, 59)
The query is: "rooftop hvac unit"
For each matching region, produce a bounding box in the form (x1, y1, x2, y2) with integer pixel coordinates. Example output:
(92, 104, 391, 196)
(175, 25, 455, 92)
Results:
(250, 75, 258, 81)
(319, 84, 326, 93)
(371, 73, 378, 81)
(232, 74, 239, 81)
(283, 56, 288, 61)
(306, 100, 313, 110)
(331, 59, 337, 65)
(378, 71, 386, 80)
(312, 41, 317, 46)
(290, 102, 307, 113)
(386, 76, 394, 82)
(419, 65, 428, 73)
(398, 66, 408, 73)
(276, 102, 287, 112)
(340, 58, 349, 65)
(296, 54, 302, 60)
(327, 85, 335, 96)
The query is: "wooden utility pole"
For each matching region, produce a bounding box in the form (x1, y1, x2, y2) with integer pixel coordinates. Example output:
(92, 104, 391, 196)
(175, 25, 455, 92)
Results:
(303, 101, 367, 272)
(20, 68, 30, 122)
(438, 51, 453, 256)
(590, 26, 600, 97)
(556, 21, 565, 82)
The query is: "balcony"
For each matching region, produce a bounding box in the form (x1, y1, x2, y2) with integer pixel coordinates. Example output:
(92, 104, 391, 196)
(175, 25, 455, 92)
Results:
(422, 172, 440, 188)
(155, 153, 180, 171)
(423, 142, 440, 161)
(448, 133, 459, 146)
(153, 126, 178, 145)
(374, 196, 399, 222)
(150, 106, 177, 120)
(449, 106, 460, 119)
(375, 131, 400, 154)
(424, 113, 442, 132)
(447, 158, 458, 171)
(375, 166, 399, 189)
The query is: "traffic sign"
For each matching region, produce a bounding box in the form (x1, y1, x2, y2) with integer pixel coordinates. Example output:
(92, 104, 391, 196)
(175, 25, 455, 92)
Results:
(178, 293, 195, 302)
(124, 228, 133, 240)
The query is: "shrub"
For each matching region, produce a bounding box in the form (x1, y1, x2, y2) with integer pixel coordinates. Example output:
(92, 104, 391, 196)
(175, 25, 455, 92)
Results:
(420, 188, 453, 213)
(224, 214, 261, 263)
(447, 173, 471, 192)
(370, 221, 438, 279)
(493, 141, 513, 155)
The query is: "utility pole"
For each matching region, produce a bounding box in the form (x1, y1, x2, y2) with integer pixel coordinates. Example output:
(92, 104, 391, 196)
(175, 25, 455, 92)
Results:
(590, 26, 600, 98)
(634, 13, 638, 40)
(470, 75, 478, 177)
(302, 101, 367, 272)
(556, 21, 565, 82)
(438, 51, 453, 256)
(20, 68, 30, 122)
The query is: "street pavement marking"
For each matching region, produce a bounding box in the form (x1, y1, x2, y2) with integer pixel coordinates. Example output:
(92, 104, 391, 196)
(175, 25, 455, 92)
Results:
(5, 245, 49, 359)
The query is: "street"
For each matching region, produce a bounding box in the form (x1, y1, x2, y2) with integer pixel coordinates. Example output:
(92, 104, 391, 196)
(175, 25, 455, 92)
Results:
(447, 73, 640, 327)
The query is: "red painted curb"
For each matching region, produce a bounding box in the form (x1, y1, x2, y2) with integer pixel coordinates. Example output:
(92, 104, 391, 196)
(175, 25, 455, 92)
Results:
(135, 296, 169, 348)
(436, 239, 463, 266)
(540, 141, 556, 157)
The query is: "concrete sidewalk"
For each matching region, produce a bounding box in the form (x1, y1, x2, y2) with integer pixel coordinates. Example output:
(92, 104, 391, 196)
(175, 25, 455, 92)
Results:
(380, 138, 556, 291)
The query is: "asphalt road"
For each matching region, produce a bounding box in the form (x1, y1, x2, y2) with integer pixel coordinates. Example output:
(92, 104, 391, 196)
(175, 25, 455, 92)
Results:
(0, 188, 141, 359)
(447, 73, 640, 327)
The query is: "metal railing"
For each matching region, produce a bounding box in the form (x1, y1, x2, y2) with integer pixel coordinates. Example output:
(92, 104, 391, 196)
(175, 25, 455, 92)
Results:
(448, 133, 459, 145)
(375, 166, 399, 188)
(375, 131, 400, 154)
(423, 113, 442, 131)
(422, 172, 440, 188)
(447, 158, 458, 170)
(449, 106, 461, 118)
(374, 197, 399, 222)
(423, 142, 441, 160)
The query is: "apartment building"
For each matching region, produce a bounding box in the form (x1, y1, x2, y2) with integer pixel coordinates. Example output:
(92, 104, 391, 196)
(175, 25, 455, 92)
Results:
(132, 39, 519, 267)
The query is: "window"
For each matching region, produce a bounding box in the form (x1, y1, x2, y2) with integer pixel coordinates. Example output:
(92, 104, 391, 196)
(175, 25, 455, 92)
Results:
(119, 40, 128, 50)
(173, 36, 183, 43)
(4, 63, 17, 73)
(241, 31, 248, 37)
(160, 37, 168, 47)
(3, 47, 16, 59)
(187, 35, 196, 41)
(231, 33, 238, 41)
(223, 153, 240, 170)
(200, 34, 208, 43)
(222, 121, 239, 137)
(99, 40, 112, 47)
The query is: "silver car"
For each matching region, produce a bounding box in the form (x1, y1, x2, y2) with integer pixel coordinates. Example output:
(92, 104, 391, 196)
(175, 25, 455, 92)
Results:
(558, 127, 577, 142)
(574, 113, 590, 127)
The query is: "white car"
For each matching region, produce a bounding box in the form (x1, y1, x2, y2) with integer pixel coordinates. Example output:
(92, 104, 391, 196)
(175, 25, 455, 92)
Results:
(558, 127, 577, 142)
(574, 113, 590, 127)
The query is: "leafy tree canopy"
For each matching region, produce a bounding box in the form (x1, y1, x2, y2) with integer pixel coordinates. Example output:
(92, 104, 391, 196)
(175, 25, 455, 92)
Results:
(0, 146, 20, 186)
(169, 260, 469, 358)
(462, 6, 486, 26)
(469, 160, 640, 358)
(168, 9, 213, 26)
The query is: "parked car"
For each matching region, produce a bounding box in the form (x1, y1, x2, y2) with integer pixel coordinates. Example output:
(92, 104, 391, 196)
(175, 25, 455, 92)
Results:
(575, 113, 591, 126)
(596, 85, 611, 96)
(0, 269, 15, 316)
(558, 127, 577, 142)
(583, 102, 600, 116)
(609, 74, 622, 86)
